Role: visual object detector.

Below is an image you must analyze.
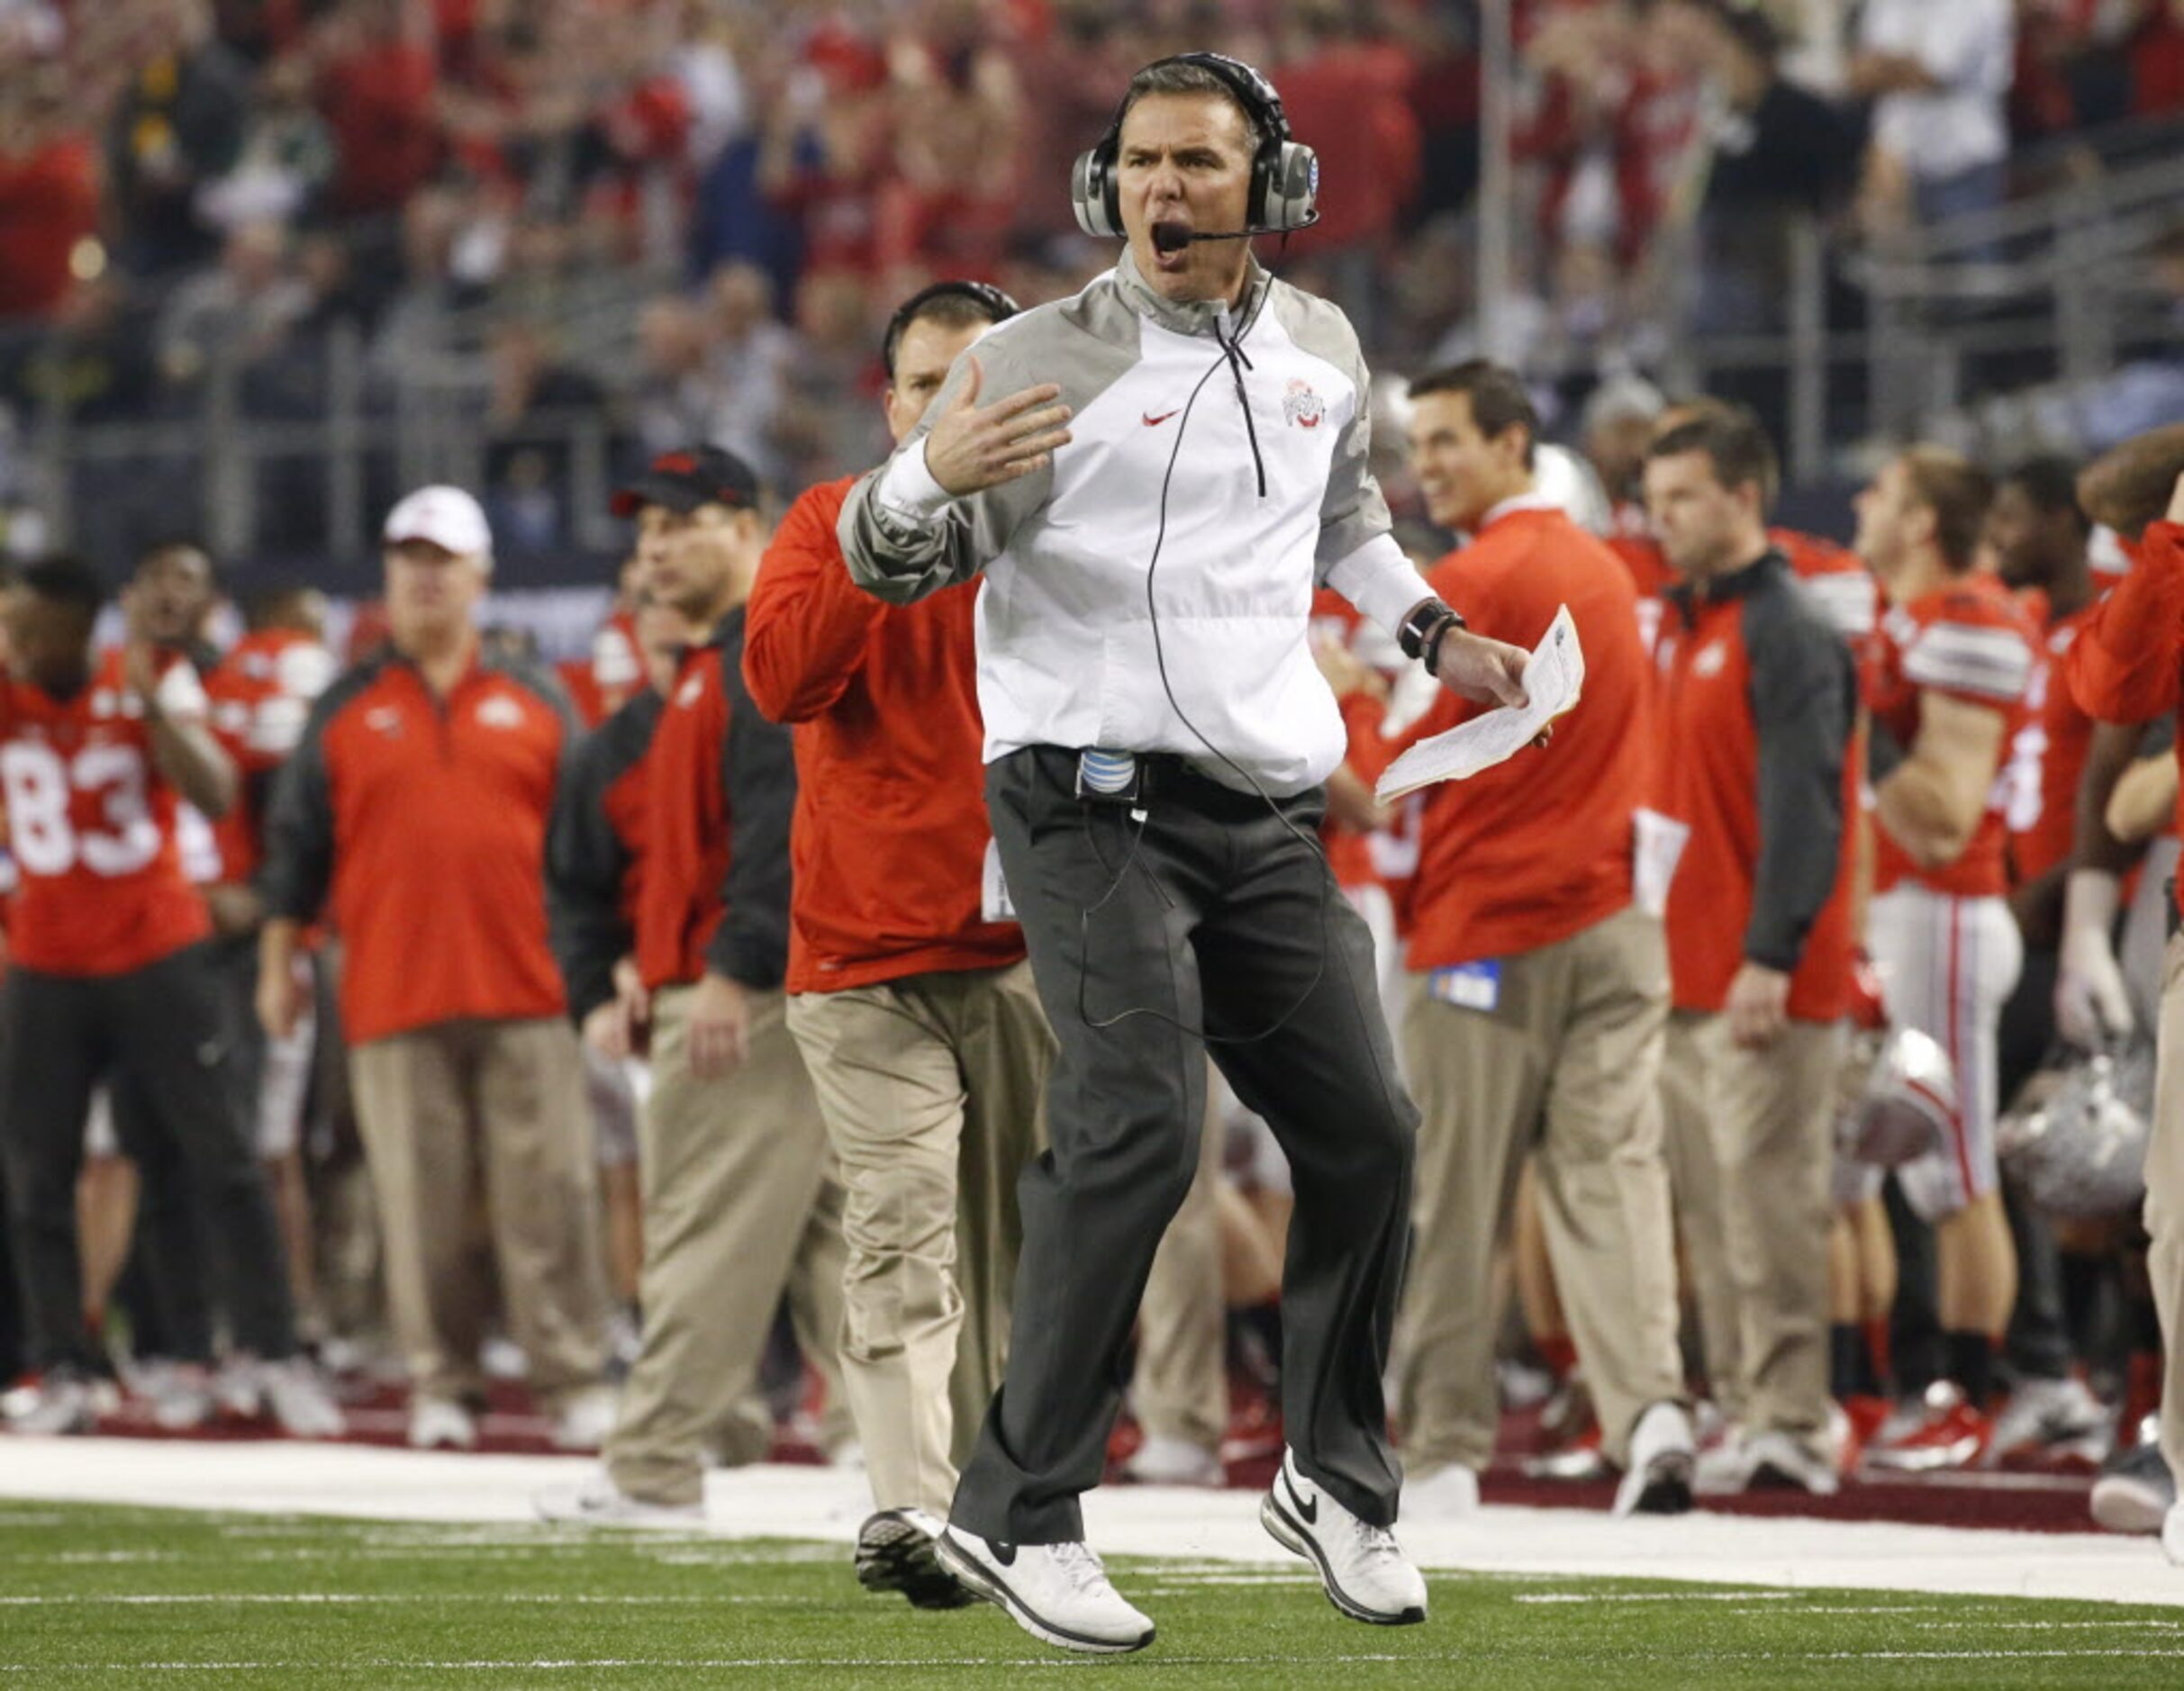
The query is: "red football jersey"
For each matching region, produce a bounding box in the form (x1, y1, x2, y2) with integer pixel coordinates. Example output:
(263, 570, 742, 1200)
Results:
(205, 628, 338, 884)
(0, 649, 213, 975)
(1871, 573, 2040, 899)
(2006, 599, 2101, 885)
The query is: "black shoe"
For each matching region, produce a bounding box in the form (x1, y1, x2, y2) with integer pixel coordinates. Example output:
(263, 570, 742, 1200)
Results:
(856, 1509, 974, 1610)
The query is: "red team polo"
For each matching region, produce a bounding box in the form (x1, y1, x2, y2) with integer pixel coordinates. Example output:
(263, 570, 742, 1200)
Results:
(1357, 501, 1654, 969)
(262, 650, 572, 1044)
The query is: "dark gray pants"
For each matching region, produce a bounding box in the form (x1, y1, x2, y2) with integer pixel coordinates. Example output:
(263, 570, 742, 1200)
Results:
(112, 936, 269, 1363)
(951, 747, 1417, 1542)
(0, 943, 295, 1372)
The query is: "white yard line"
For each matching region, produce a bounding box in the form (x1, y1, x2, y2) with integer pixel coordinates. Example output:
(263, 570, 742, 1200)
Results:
(1, 1436, 2180, 1609)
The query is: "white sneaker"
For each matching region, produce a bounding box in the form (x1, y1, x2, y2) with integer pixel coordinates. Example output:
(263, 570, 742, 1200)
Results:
(1400, 1462, 1481, 1522)
(1122, 1434, 1225, 1487)
(935, 1525, 1156, 1654)
(407, 1396, 480, 1450)
(550, 1386, 620, 1452)
(2164, 1500, 2184, 1568)
(533, 1469, 704, 1531)
(212, 1356, 266, 1420)
(1991, 1375, 2107, 1460)
(1613, 1400, 1697, 1516)
(137, 1362, 216, 1432)
(262, 1358, 346, 1439)
(1262, 1448, 1427, 1625)
(5, 1370, 97, 1435)
(1695, 1425, 1837, 1497)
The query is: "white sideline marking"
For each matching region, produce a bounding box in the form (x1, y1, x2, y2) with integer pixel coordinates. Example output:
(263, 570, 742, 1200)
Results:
(0, 1594, 813, 1605)
(1825, 1650, 2184, 1660)
(1516, 1590, 1798, 1604)
(0, 1657, 1418, 1673)
(1, 1437, 2180, 1608)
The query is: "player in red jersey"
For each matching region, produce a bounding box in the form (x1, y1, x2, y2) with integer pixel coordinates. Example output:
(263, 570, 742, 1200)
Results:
(1857, 448, 2040, 1470)
(202, 583, 338, 1355)
(1980, 457, 2116, 1460)
(0, 556, 333, 1436)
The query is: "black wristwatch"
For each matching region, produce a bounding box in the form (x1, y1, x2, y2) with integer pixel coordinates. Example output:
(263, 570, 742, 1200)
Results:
(1397, 597, 1466, 676)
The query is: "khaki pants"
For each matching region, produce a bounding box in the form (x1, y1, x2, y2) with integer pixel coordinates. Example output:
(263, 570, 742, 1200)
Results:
(1391, 904, 1683, 1471)
(2150, 934, 2184, 1483)
(349, 1017, 607, 1408)
(606, 984, 847, 1507)
(1133, 1063, 1231, 1451)
(1662, 1010, 1841, 1441)
(786, 962, 1051, 1516)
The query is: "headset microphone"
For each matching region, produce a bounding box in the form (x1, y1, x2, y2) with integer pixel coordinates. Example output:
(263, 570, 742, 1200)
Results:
(1149, 212, 1320, 254)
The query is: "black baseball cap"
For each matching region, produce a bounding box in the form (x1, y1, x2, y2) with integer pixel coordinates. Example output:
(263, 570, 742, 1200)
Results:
(610, 446, 762, 519)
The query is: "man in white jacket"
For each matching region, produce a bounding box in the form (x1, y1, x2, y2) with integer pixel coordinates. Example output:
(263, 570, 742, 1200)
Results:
(838, 50, 1530, 1655)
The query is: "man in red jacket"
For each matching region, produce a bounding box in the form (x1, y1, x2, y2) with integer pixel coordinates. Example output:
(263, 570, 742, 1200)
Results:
(258, 485, 613, 1453)
(2061, 454, 2184, 1561)
(1645, 406, 1858, 1493)
(1373, 361, 1693, 1521)
(742, 281, 1050, 1606)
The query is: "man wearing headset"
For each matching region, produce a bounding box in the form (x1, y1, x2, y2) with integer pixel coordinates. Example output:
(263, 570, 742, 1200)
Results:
(839, 53, 1531, 1654)
(743, 279, 1053, 1613)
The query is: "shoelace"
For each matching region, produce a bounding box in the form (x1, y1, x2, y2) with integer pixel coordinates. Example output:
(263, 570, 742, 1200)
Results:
(1049, 1542, 1112, 1596)
(1292, 1466, 1402, 1565)
(1348, 1516, 1404, 1564)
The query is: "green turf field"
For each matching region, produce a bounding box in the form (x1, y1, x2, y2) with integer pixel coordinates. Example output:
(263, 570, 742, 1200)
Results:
(2, 1502, 2179, 1688)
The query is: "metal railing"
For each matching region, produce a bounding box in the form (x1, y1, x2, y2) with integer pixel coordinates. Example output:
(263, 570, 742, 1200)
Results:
(1656, 125, 2184, 480)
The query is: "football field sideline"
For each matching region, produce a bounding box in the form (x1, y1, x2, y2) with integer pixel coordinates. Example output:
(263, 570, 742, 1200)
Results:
(3, 1434, 2178, 1609)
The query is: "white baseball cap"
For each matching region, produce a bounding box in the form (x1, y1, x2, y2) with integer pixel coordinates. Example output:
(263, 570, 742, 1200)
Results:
(383, 484, 493, 566)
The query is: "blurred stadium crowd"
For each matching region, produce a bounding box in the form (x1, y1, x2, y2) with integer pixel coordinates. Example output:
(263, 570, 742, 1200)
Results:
(0, 0, 2180, 571)
(2, 0, 2184, 1601)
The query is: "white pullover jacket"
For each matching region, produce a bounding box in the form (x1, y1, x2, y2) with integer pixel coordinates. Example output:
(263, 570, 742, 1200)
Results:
(838, 250, 1427, 797)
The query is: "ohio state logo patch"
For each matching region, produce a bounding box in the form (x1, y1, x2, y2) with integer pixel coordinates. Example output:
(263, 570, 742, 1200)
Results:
(1282, 379, 1324, 430)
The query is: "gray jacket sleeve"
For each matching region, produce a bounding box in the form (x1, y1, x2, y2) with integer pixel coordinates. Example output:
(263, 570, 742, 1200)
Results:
(1744, 578, 1856, 972)
(837, 335, 1056, 606)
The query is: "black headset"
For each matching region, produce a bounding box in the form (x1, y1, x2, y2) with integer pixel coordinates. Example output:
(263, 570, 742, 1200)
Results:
(881, 279, 1022, 380)
(1070, 51, 1319, 242)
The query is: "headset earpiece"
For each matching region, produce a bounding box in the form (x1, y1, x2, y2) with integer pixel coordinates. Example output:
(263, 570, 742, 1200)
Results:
(1071, 144, 1122, 240)
(1263, 139, 1320, 236)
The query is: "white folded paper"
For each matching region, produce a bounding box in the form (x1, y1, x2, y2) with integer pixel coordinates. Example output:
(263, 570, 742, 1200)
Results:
(1373, 604, 1584, 800)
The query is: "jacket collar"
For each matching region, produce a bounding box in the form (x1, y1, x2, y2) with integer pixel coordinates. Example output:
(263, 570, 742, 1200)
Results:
(1666, 546, 1787, 629)
(1114, 247, 1272, 339)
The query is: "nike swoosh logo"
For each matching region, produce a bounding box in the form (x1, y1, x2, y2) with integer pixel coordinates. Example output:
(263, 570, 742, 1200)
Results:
(1292, 1483, 1318, 1525)
(1142, 410, 1179, 427)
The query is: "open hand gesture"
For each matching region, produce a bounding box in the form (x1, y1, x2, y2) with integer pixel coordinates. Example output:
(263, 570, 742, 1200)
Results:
(922, 357, 1073, 496)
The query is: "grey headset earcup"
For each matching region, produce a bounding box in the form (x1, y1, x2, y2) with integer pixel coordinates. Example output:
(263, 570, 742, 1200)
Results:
(1071, 149, 1120, 239)
(1267, 141, 1319, 233)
